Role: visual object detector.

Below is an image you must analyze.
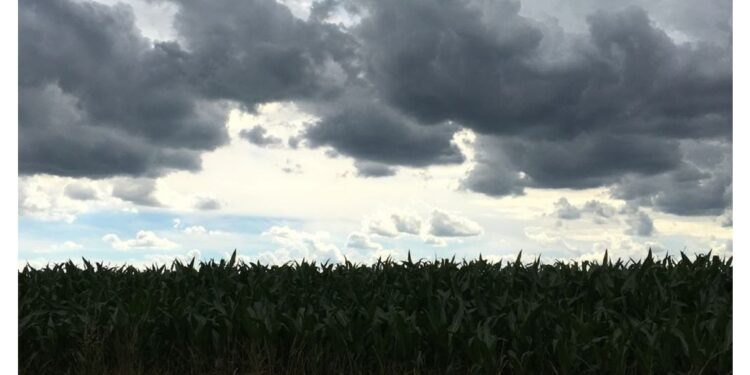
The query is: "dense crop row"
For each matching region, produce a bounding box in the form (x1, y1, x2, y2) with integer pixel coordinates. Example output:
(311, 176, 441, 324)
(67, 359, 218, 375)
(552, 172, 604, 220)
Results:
(19, 251, 731, 374)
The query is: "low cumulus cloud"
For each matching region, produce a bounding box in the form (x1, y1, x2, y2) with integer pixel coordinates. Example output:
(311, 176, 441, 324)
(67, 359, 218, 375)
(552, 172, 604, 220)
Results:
(182, 225, 224, 236)
(103, 230, 178, 250)
(111, 178, 161, 207)
(183, 225, 208, 234)
(366, 209, 482, 240)
(552, 197, 655, 237)
(64, 182, 98, 201)
(256, 226, 397, 265)
(367, 211, 423, 237)
(553, 198, 618, 224)
(259, 226, 345, 264)
(422, 235, 448, 247)
(346, 232, 384, 251)
(625, 210, 655, 237)
(428, 210, 483, 237)
(553, 198, 582, 220)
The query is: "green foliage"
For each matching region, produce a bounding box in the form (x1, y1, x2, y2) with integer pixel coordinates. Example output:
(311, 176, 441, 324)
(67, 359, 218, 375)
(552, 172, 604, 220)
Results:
(19, 251, 732, 374)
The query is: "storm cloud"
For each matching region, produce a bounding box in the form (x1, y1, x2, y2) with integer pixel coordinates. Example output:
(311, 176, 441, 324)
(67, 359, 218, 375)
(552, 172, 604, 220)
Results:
(304, 98, 465, 167)
(168, 0, 359, 106)
(19, 0, 229, 177)
(19, 0, 731, 219)
(19, 0, 354, 177)
(353, 2, 729, 138)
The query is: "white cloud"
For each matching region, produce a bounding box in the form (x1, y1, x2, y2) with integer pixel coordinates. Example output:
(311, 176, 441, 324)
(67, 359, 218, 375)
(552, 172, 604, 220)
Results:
(19, 175, 142, 223)
(102, 230, 178, 251)
(124, 249, 203, 269)
(186, 249, 202, 260)
(259, 226, 345, 264)
(252, 226, 400, 265)
(523, 227, 559, 245)
(62, 241, 82, 249)
(482, 252, 553, 265)
(19, 178, 79, 223)
(183, 225, 207, 235)
(26, 240, 84, 254)
(367, 218, 400, 237)
(523, 226, 577, 251)
(183, 225, 225, 236)
(422, 235, 447, 247)
(391, 212, 423, 235)
(428, 209, 483, 237)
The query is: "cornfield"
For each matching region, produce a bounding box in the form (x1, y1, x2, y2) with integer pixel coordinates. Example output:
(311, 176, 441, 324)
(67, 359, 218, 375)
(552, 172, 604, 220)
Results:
(19, 250, 732, 374)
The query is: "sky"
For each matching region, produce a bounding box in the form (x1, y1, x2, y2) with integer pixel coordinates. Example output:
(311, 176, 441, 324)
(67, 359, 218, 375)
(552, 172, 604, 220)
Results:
(17, 0, 732, 268)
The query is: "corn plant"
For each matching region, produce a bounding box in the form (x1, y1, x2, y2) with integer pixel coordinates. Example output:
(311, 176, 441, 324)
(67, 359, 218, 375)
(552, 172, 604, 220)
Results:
(19, 250, 732, 374)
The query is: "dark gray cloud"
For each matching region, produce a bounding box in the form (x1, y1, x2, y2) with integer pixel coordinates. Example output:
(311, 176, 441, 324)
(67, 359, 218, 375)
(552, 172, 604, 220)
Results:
(611, 141, 731, 216)
(519, 0, 731, 47)
(352, 2, 729, 139)
(354, 161, 397, 178)
(304, 98, 465, 167)
(19, 0, 229, 178)
(20, 0, 731, 219)
(111, 179, 161, 207)
(464, 134, 682, 195)
(342, 0, 730, 218)
(240, 126, 283, 147)
(194, 197, 221, 210)
(168, 0, 359, 107)
(19, 0, 356, 178)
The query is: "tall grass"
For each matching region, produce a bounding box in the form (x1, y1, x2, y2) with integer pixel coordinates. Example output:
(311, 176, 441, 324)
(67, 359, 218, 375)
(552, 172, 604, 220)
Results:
(19, 250, 731, 374)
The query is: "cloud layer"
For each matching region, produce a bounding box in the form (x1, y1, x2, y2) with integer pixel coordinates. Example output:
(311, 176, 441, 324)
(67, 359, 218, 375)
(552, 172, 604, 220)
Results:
(19, 0, 731, 219)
